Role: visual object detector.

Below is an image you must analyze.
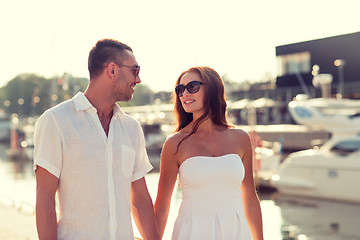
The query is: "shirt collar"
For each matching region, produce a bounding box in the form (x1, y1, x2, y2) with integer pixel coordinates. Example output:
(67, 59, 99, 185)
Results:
(73, 92, 94, 111)
(113, 102, 124, 117)
(73, 91, 124, 116)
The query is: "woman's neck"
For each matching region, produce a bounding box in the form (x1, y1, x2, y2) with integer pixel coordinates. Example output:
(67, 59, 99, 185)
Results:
(191, 117, 216, 133)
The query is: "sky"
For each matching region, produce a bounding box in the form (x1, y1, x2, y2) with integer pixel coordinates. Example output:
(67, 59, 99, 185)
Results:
(0, 0, 359, 92)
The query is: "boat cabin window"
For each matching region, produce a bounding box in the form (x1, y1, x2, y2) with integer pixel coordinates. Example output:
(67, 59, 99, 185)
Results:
(330, 140, 360, 155)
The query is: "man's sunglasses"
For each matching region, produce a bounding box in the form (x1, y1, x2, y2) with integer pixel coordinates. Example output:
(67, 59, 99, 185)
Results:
(117, 64, 140, 77)
(175, 80, 204, 97)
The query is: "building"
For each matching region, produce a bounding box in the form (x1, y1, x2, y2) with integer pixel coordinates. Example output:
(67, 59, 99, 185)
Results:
(276, 31, 360, 98)
(230, 32, 360, 125)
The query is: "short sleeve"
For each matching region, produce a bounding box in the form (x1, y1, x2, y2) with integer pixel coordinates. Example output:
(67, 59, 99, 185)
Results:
(33, 111, 63, 178)
(131, 122, 153, 182)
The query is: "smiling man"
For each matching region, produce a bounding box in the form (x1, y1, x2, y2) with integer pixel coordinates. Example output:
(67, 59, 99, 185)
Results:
(34, 39, 159, 240)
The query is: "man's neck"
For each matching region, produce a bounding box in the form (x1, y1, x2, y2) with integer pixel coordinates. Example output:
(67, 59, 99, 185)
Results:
(84, 87, 115, 137)
(84, 84, 115, 116)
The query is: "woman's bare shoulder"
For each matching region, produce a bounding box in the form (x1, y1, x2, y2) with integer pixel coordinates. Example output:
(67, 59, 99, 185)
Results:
(165, 131, 186, 144)
(162, 131, 186, 154)
(227, 127, 251, 140)
(226, 128, 253, 161)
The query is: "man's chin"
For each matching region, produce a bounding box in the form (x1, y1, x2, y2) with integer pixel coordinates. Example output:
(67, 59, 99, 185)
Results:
(117, 94, 133, 102)
(126, 94, 133, 102)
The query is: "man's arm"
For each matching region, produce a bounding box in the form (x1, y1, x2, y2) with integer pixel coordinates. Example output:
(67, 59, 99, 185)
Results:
(131, 177, 160, 240)
(35, 166, 59, 240)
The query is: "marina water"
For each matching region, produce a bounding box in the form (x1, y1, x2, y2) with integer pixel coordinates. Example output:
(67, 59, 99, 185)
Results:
(1, 143, 360, 240)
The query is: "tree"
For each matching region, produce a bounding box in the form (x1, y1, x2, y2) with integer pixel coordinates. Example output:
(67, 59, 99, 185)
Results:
(0, 73, 88, 116)
(1, 74, 47, 116)
(0, 72, 158, 116)
(119, 83, 154, 107)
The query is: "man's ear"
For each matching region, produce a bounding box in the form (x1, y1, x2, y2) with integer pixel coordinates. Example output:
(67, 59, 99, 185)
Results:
(106, 62, 116, 77)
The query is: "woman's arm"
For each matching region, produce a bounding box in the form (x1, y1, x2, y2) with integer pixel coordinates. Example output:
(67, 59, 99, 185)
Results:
(154, 136, 179, 238)
(239, 131, 264, 240)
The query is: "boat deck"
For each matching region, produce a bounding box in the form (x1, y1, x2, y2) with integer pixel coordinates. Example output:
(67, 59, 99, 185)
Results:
(237, 124, 331, 151)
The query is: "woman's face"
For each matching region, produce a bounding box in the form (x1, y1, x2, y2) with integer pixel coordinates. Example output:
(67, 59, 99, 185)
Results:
(177, 71, 205, 116)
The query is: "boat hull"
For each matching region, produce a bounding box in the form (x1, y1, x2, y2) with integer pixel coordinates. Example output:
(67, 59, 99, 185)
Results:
(272, 151, 360, 203)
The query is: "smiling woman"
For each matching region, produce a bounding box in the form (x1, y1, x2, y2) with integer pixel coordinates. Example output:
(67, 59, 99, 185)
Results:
(154, 66, 264, 240)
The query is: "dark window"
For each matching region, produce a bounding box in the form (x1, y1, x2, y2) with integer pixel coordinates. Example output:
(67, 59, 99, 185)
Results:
(330, 140, 360, 155)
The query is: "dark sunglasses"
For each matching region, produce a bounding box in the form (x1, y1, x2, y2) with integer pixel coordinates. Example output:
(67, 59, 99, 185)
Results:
(117, 64, 140, 77)
(175, 80, 204, 97)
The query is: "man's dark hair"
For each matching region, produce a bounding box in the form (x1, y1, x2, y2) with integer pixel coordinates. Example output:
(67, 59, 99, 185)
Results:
(88, 39, 133, 79)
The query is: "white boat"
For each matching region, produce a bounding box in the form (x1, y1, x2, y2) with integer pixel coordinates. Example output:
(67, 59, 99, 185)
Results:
(271, 95, 360, 203)
(287, 95, 360, 133)
(254, 140, 282, 188)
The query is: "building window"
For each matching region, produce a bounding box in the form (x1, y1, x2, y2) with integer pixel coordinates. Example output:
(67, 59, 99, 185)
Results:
(277, 52, 311, 76)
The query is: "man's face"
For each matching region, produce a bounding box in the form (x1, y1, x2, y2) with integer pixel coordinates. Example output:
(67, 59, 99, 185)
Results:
(112, 50, 141, 101)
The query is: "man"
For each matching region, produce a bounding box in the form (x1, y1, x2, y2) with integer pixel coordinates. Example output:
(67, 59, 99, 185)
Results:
(34, 39, 160, 240)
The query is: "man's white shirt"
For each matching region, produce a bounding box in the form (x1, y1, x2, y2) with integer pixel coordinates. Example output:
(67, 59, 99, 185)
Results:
(34, 92, 153, 240)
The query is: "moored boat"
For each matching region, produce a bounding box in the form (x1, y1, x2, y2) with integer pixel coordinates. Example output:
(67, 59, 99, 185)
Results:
(271, 95, 360, 203)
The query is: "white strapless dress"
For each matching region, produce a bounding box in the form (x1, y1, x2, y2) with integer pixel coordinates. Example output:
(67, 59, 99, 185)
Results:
(172, 154, 252, 240)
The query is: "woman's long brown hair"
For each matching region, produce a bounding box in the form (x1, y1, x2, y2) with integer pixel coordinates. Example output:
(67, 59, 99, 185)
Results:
(173, 66, 233, 152)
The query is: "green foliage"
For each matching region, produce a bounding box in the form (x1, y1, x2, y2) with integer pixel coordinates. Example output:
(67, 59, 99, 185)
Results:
(0, 73, 88, 116)
(0, 72, 155, 116)
(1, 74, 44, 116)
(119, 83, 154, 107)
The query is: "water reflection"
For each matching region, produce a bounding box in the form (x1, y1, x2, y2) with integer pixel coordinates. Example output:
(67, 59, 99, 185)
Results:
(0, 143, 36, 213)
(261, 192, 360, 240)
(0, 143, 34, 179)
(1, 144, 360, 240)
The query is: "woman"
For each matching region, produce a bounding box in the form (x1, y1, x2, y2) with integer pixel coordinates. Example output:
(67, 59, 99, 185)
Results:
(154, 66, 263, 240)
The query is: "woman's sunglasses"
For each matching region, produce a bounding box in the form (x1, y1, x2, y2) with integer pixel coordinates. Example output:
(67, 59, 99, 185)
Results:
(175, 80, 204, 97)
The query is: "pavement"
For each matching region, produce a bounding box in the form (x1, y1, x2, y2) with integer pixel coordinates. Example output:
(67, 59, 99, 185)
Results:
(0, 203, 38, 240)
(0, 203, 147, 240)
